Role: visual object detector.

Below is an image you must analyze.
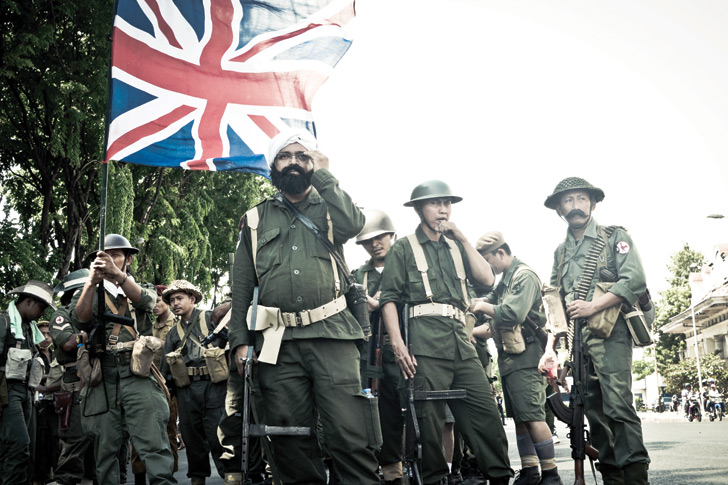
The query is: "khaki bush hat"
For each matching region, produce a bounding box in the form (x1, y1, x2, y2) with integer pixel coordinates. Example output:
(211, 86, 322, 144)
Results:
(163, 280, 203, 304)
(9, 280, 56, 310)
(476, 231, 506, 254)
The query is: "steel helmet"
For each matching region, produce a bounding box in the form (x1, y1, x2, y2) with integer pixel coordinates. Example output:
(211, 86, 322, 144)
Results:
(356, 209, 396, 243)
(86, 234, 140, 260)
(54, 268, 90, 294)
(404, 180, 463, 207)
(544, 177, 605, 210)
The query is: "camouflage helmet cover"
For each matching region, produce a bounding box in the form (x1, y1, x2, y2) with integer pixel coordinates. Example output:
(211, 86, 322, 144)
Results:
(404, 180, 463, 207)
(356, 209, 396, 243)
(544, 177, 605, 209)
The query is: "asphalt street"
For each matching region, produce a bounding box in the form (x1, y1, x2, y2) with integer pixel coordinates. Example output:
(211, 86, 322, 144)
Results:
(127, 410, 727, 484)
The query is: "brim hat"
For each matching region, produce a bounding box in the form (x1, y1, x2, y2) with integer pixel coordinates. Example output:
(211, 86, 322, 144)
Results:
(404, 180, 463, 207)
(544, 177, 605, 209)
(9, 280, 56, 310)
(54, 269, 90, 294)
(356, 209, 396, 243)
(267, 128, 318, 168)
(163, 280, 203, 304)
(476, 231, 506, 254)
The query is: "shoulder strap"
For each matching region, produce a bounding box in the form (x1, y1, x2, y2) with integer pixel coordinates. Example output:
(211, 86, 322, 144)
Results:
(362, 272, 368, 295)
(512, 264, 541, 287)
(444, 237, 469, 306)
(406, 234, 433, 301)
(245, 206, 260, 279)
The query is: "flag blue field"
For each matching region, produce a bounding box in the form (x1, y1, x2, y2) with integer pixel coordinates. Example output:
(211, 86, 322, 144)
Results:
(105, 0, 355, 175)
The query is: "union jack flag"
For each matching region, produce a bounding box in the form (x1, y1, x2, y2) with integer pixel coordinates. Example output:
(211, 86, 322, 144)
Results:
(105, 0, 355, 175)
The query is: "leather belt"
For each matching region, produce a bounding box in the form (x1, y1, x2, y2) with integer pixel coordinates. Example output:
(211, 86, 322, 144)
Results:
(279, 295, 348, 328)
(409, 303, 465, 323)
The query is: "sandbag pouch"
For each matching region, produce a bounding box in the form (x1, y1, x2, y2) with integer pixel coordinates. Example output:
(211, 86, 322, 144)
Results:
(203, 347, 229, 383)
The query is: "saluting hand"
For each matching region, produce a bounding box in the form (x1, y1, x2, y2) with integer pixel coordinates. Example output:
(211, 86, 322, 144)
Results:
(305, 150, 329, 172)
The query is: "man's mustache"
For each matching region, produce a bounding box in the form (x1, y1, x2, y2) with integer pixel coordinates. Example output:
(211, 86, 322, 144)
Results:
(282, 165, 306, 176)
(566, 209, 588, 219)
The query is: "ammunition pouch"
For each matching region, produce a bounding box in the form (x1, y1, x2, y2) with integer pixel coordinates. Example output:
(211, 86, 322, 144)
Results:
(76, 346, 103, 388)
(131, 336, 164, 377)
(497, 324, 526, 355)
(165, 349, 190, 387)
(359, 391, 383, 449)
(203, 347, 229, 383)
(586, 282, 620, 338)
(5, 347, 32, 381)
(541, 285, 569, 335)
(54, 391, 74, 431)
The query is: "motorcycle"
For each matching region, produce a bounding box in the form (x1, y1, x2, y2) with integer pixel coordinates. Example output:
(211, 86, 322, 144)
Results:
(688, 396, 702, 422)
(708, 395, 724, 422)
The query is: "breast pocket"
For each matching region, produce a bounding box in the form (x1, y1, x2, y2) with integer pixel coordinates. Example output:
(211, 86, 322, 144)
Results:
(256, 227, 281, 278)
(407, 269, 438, 300)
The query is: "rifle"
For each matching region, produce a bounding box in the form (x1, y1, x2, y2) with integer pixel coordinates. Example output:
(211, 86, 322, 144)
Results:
(546, 320, 598, 485)
(402, 304, 466, 485)
(367, 310, 384, 395)
(241, 287, 309, 484)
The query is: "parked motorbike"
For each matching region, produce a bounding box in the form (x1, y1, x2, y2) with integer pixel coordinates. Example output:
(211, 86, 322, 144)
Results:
(688, 396, 702, 422)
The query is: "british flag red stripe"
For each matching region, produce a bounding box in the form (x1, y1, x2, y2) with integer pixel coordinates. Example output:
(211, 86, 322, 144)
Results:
(105, 0, 355, 173)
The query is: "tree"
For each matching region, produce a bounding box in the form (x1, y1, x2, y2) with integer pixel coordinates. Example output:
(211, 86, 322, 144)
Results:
(652, 244, 706, 374)
(663, 353, 728, 395)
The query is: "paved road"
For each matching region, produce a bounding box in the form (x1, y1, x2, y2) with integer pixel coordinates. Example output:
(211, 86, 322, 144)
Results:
(128, 410, 727, 484)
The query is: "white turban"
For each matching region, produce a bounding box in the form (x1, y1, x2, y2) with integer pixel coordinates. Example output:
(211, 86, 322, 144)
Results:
(267, 128, 318, 167)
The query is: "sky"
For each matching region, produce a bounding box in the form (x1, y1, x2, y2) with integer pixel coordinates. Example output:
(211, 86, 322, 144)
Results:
(307, 0, 728, 295)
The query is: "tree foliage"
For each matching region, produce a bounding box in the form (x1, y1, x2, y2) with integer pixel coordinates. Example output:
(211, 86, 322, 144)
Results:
(653, 244, 706, 374)
(663, 353, 728, 394)
(1, 0, 273, 304)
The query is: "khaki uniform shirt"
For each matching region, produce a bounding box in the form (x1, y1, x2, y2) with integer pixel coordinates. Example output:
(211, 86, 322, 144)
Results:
(485, 257, 545, 376)
(550, 219, 646, 306)
(229, 169, 366, 351)
(378, 226, 478, 361)
(161, 309, 218, 376)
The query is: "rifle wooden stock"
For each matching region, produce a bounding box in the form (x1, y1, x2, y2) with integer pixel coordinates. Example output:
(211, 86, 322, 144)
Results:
(369, 312, 384, 395)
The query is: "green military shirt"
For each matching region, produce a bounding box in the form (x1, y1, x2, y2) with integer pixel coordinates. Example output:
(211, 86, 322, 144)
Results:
(378, 226, 478, 361)
(353, 260, 383, 297)
(229, 169, 366, 351)
(485, 257, 545, 376)
(50, 307, 77, 365)
(161, 308, 219, 376)
(69, 280, 156, 344)
(550, 219, 646, 306)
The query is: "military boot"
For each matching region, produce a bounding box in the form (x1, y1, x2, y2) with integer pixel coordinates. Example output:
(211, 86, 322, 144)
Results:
(538, 468, 563, 485)
(514, 466, 540, 485)
(224, 473, 243, 485)
(623, 462, 649, 485)
(597, 464, 624, 485)
(191, 477, 206, 485)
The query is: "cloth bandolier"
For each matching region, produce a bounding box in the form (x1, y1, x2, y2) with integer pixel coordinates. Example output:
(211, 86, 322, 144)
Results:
(70, 283, 176, 485)
(551, 217, 650, 479)
(379, 226, 512, 484)
(226, 167, 380, 484)
(161, 307, 226, 480)
(354, 260, 405, 480)
(50, 305, 97, 485)
(0, 305, 44, 484)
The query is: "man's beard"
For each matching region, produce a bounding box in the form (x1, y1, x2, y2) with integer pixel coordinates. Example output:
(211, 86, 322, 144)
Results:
(270, 164, 313, 195)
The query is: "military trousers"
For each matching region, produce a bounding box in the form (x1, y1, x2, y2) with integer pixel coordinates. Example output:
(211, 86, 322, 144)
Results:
(411, 354, 513, 484)
(217, 369, 265, 480)
(584, 318, 650, 468)
(0, 381, 33, 485)
(257, 339, 380, 485)
(177, 378, 226, 479)
(56, 389, 96, 485)
(80, 366, 176, 485)
(373, 345, 404, 469)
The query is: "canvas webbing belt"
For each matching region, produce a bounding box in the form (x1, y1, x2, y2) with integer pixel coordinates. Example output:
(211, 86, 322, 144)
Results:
(408, 302, 465, 323)
(405, 233, 470, 307)
(175, 310, 210, 349)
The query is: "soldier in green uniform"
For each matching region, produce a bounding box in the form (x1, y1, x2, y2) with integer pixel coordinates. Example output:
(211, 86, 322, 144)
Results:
(50, 269, 97, 485)
(469, 232, 562, 485)
(353, 209, 403, 484)
(70, 234, 176, 485)
(538, 177, 650, 485)
(227, 129, 379, 484)
(378, 180, 513, 485)
(0, 280, 55, 485)
(161, 279, 226, 484)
